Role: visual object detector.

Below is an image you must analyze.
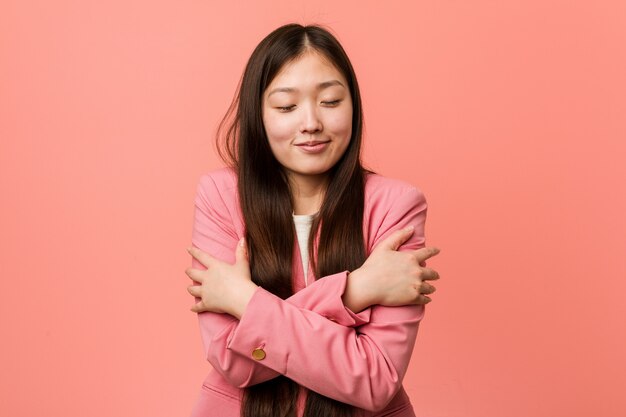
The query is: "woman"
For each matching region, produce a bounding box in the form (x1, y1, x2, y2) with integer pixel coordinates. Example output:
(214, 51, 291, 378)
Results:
(185, 23, 441, 417)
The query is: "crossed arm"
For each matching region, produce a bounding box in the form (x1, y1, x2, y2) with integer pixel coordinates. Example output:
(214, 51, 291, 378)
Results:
(187, 174, 430, 412)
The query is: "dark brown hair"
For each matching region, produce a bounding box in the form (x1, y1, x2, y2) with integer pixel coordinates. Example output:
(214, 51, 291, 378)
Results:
(216, 23, 367, 417)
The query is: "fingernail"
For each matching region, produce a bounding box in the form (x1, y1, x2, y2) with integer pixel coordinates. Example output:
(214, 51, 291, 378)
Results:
(405, 225, 414, 232)
(186, 247, 192, 253)
(239, 237, 245, 247)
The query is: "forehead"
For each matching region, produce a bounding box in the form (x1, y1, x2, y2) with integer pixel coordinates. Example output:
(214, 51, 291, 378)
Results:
(266, 51, 348, 91)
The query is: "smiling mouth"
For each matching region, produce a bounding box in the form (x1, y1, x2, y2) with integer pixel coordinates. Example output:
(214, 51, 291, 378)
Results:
(294, 140, 331, 153)
(295, 140, 331, 146)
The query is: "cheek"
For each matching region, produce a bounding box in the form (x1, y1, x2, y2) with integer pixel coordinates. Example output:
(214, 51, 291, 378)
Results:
(327, 107, 353, 137)
(263, 113, 296, 142)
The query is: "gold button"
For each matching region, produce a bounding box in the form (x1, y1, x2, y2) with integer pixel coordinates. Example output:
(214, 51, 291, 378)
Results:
(251, 348, 266, 360)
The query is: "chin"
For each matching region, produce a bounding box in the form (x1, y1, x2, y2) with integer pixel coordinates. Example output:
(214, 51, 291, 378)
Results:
(289, 166, 333, 178)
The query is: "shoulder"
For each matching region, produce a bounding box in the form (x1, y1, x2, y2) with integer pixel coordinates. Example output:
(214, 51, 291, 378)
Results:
(193, 167, 241, 225)
(362, 172, 428, 251)
(195, 166, 238, 202)
(197, 166, 237, 191)
(364, 171, 427, 209)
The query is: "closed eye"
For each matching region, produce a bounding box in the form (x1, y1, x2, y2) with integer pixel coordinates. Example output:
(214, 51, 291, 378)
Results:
(322, 99, 341, 106)
(277, 105, 296, 112)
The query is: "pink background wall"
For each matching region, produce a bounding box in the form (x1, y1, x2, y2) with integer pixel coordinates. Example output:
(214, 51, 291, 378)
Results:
(1, 1, 624, 416)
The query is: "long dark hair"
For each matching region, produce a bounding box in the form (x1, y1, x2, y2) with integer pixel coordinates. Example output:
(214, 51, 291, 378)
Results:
(216, 23, 367, 417)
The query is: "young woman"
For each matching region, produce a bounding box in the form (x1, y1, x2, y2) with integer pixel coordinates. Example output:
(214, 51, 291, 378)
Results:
(185, 23, 441, 417)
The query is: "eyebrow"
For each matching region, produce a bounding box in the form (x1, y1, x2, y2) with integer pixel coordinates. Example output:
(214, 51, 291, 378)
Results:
(267, 80, 345, 97)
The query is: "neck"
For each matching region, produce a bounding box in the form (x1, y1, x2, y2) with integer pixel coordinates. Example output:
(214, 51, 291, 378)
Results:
(288, 173, 328, 215)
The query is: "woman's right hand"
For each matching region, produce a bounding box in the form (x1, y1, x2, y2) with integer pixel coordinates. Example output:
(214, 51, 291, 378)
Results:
(344, 226, 440, 310)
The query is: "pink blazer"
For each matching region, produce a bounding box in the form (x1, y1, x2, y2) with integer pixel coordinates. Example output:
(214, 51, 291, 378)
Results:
(189, 167, 428, 417)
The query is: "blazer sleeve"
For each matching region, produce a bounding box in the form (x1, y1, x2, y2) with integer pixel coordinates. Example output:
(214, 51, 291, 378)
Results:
(224, 184, 429, 412)
(190, 173, 373, 388)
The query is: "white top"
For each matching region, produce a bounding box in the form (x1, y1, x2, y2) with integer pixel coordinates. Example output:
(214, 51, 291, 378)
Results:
(292, 213, 315, 286)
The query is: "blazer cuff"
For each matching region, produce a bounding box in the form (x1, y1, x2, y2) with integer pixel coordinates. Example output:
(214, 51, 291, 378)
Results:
(335, 271, 372, 326)
(286, 270, 372, 327)
(226, 287, 290, 375)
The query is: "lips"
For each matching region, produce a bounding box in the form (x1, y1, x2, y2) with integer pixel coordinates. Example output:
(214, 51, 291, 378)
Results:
(295, 140, 330, 147)
(294, 140, 331, 154)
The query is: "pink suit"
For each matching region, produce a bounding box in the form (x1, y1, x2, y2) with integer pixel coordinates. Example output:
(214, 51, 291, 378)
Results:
(188, 167, 428, 417)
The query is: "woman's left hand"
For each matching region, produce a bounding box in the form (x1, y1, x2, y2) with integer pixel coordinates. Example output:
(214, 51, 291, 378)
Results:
(185, 238, 259, 318)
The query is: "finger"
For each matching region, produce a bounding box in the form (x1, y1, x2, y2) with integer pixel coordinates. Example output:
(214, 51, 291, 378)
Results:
(185, 267, 204, 283)
(187, 285, 201, 297)
(190, 302, 205, 313)
(419, 282, 437, 295)
(234, 237, 249, 265)
(414, 246, 440, 264)
(186, 246, 215, 268)
(374, 226, 415, 252)
(420, 267, 440, 281)
(416, 294, 432, 305)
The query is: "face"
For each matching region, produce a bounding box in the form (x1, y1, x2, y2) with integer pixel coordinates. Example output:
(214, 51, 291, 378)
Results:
(262, 50, 353, 185)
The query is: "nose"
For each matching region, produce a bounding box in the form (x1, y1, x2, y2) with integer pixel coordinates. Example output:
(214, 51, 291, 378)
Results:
(300, 102, 323, 134)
